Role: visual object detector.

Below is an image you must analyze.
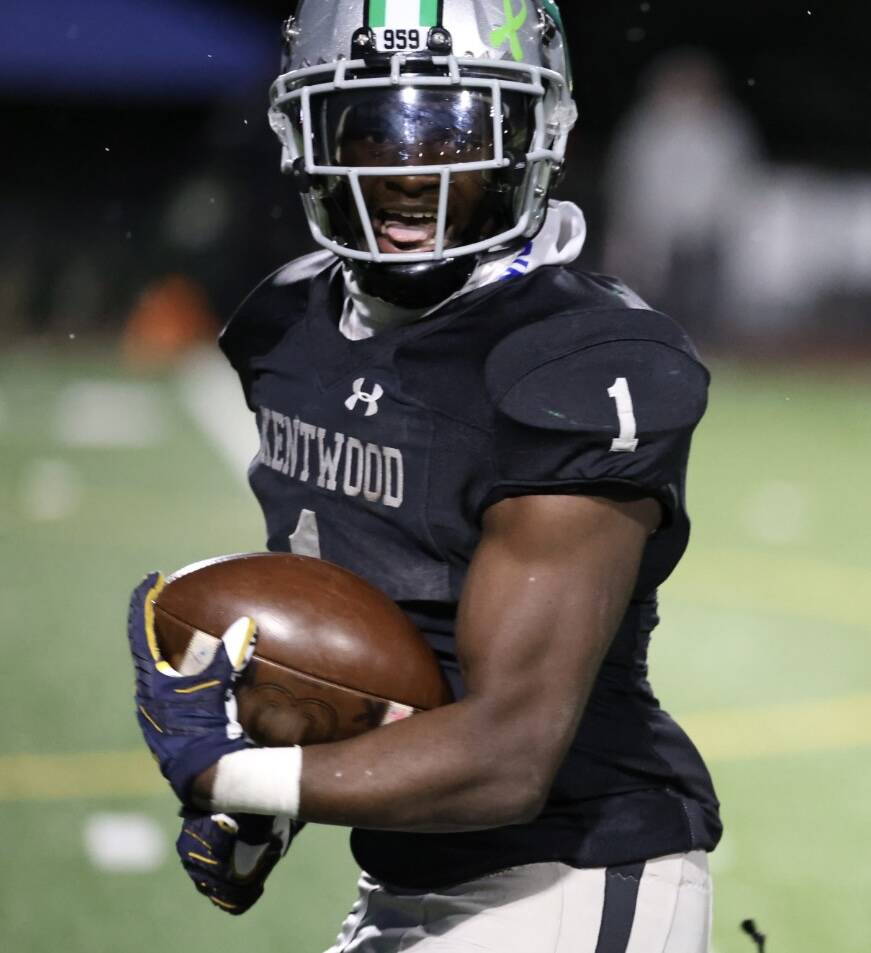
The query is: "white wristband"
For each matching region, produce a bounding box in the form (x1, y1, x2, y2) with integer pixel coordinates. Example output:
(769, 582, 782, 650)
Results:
(211, 747, 303, 818)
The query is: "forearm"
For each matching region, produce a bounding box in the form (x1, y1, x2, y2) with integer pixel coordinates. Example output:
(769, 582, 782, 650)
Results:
(300, 696, 545, 831)
(205, 695, 544, 833)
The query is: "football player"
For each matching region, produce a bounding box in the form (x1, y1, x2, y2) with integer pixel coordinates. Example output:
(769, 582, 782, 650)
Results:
(128, 2, 722, 950)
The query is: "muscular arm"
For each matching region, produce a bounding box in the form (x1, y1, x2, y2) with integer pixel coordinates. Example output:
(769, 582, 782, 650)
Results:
(198, 494, 659, 832)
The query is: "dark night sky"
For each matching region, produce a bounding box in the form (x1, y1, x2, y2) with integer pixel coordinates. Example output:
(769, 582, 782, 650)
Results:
(4, 0, 868, 194)
(239, 0, 870, 160)
(3, 0, 867, 323)
(5, 0, 869, 171)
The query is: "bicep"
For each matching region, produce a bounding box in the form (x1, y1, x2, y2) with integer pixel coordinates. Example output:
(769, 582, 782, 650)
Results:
(455, 493, 659, 776)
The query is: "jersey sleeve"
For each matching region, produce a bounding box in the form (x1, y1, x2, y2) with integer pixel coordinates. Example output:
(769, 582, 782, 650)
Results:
(482, 308, 709, 587)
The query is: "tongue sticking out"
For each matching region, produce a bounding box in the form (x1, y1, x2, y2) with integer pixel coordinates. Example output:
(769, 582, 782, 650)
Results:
(382, 216, 438, 247)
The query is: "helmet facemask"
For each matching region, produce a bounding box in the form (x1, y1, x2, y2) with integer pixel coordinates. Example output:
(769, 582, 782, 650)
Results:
(295, 86, 533, 259)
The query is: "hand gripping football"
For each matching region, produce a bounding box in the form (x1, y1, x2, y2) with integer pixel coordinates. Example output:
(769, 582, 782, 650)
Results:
(152, 553, 452, 747)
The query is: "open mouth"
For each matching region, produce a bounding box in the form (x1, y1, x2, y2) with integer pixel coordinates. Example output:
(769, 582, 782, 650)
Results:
(372, 208, 452, 254)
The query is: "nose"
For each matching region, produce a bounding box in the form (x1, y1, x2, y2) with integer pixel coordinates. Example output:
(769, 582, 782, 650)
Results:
(385, 171, 441, 199)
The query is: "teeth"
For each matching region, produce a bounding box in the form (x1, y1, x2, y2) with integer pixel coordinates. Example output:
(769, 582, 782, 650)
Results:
(384, 210, 436, 221)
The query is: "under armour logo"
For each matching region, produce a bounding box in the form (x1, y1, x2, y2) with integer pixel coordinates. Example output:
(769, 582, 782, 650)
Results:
(345, 378, 384, 417)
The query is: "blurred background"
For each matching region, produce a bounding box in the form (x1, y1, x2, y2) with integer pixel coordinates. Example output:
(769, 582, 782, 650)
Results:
(1, 1, 869, 951)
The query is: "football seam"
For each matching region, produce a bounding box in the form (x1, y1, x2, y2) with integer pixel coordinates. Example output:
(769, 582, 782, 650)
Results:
(249, 659, 426, 712)
(153, 603, 442, 709)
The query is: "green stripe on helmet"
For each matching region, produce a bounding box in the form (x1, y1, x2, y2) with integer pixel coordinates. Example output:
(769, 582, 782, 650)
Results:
(368, 0, 439, 29)
(420, 0, 439, 27)
(368, 0, 387, 28)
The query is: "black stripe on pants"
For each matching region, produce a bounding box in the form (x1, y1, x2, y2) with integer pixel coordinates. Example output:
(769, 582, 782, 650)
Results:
(594, 862, 646, 953)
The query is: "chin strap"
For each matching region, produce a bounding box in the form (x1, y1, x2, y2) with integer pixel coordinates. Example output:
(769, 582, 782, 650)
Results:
(350, 258, 478, 309)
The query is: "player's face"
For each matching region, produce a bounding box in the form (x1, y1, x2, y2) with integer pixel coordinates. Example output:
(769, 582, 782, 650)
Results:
(341, 146, 489, 256)
(328, 88, 497, 255)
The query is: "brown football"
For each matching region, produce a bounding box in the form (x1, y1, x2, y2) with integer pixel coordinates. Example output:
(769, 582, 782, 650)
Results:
(152, 553, 452, 747)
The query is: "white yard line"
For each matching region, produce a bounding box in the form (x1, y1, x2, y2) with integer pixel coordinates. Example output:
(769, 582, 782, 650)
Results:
(55, 380, 167, 447)
(176, 347, 259, 485)
(741, 479, 810, 546)
(83, 812, 167, 873)
(20, 458, 82, 522)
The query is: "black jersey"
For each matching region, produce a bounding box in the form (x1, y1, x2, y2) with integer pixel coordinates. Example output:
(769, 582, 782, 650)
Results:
(221, 251, 722, 889)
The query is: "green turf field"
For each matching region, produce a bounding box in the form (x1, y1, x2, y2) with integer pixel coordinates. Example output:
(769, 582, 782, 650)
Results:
(1, 347, 869, 952)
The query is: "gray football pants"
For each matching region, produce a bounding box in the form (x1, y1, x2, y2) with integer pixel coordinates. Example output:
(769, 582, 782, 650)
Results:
(325, 852, 712, 953)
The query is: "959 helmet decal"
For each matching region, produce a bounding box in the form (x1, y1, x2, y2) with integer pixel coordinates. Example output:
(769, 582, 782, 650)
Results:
(269, 0, 577, 275)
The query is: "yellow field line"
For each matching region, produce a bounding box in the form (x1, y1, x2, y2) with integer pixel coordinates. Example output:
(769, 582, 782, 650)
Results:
(671, 547, 871, 631)
(2, 693, 871, 803)
(682, 692, 871, 763)
(0, 750, 166, 803)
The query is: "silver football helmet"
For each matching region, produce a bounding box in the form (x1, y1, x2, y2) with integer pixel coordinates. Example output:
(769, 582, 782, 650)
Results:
(269, 0, 576, 302)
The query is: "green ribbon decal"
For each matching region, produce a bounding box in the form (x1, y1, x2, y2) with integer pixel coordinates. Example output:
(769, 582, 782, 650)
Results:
(489, 0, 529, 62)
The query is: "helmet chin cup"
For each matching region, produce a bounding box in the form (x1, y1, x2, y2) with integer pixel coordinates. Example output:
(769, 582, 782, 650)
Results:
(350, 258, 477, 309)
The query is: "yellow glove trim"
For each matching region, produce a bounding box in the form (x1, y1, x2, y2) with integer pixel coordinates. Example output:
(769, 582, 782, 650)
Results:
(183, 829, 214, 853)
(188, 851, 220, 867)
(138, 705, 164, 735)
(209, 896, 240, 911)
(143, 574, 176, 676)
(173, 680, 222, 695)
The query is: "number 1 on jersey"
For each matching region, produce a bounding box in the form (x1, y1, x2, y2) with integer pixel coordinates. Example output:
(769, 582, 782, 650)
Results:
(289, 509, 322, 557)
(608, 378, 639, 453)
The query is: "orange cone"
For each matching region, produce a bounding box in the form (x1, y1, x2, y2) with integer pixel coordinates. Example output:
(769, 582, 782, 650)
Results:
(122, 275, 220, 368)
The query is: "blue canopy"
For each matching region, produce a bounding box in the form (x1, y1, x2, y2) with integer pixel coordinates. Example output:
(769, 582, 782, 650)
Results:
(0, 0, 277, 100)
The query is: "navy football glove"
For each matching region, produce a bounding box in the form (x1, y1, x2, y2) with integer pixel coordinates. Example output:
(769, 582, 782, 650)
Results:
(128, 572, 256, 804)
(177, 811, 301, 915)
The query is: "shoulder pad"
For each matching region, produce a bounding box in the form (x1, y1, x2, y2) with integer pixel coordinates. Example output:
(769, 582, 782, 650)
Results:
(272, 250, 336, 288)
(221, 252, 336, 359)
(486, 309, 708, 435)
(587, 274, 653, 311)
(220, 252, 337, 407)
